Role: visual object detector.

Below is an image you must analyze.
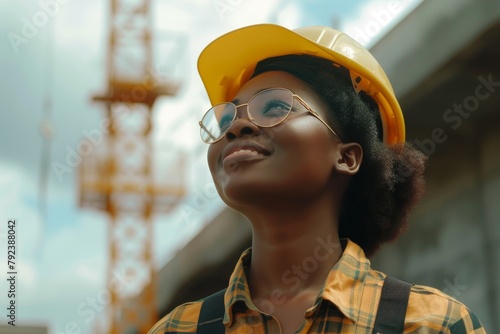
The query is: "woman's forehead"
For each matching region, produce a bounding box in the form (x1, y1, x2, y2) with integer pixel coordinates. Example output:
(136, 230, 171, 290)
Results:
(234, 71, 313, 100)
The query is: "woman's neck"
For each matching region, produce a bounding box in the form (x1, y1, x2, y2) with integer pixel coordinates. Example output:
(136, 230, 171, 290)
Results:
(245, 199, 343, 300)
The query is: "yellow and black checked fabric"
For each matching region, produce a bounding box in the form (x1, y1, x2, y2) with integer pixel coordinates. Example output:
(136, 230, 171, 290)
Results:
(148, 239, 485, 333)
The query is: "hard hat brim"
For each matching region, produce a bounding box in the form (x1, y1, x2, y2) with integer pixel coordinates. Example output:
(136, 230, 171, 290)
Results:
(197, 24, 405, 144)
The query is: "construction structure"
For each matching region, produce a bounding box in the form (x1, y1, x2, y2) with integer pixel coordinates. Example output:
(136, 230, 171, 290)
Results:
(79, 0, 184, 333)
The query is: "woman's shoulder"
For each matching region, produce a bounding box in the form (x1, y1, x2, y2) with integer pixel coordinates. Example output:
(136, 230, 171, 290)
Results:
(362, 267, 484, 333)
(147, 300, 203, 334)
(405, 283, 485, 333)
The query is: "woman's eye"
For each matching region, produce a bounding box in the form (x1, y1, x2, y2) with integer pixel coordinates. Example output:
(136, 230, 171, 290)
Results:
(218, 114, 233, 131)
(261, 100, 290, 117)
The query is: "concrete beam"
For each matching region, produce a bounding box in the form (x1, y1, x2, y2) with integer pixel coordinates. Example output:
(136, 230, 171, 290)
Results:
(371, 0, 500, 99)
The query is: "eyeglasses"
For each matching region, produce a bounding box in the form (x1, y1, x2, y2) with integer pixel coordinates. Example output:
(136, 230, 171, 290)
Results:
(198, 88, 340, 144)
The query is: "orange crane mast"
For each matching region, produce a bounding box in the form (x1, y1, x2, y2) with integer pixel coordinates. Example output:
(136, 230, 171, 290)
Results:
(79, 0, 184, 332)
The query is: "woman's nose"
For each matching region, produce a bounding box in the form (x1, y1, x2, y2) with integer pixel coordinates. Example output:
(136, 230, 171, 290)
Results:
(225, 106, 260, 140)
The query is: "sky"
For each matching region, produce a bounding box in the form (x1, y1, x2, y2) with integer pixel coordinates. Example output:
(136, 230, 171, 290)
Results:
(0, 0, 422, 332)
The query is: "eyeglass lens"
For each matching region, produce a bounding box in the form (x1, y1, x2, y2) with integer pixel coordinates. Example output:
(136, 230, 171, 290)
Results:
(200, 88, 294, 143)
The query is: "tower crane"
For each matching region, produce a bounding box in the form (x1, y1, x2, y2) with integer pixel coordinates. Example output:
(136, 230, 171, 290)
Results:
(79, 0, 185, 332)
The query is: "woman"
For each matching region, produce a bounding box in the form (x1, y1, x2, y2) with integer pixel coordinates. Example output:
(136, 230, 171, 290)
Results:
(149, 24, 485, 334)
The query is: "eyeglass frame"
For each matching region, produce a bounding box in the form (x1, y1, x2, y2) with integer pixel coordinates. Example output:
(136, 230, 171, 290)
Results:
(198, 87, 342, 144)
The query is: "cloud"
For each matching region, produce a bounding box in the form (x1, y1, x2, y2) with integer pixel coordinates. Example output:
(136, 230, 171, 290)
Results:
(276, 2, 302, 28)
(33, 210, 108, 332)
(0, 161, 109, 331)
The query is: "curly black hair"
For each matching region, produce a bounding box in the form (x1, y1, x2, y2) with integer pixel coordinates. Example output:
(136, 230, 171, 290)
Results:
(251, 54, 427, 257)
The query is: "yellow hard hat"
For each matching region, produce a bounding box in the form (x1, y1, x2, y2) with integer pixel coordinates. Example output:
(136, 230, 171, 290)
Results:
(197, 24, 405, 144)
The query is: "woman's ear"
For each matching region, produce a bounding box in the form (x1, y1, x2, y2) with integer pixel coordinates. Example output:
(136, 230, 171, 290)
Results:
(334, 142, 363, 175)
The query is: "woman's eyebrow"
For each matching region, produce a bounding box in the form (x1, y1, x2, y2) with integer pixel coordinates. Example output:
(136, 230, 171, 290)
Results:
(231, 87, 273, 105)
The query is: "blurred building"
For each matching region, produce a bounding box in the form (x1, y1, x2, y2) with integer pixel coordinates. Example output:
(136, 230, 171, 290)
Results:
(368, 1, 500, 333)
(137, 0, 500, 332)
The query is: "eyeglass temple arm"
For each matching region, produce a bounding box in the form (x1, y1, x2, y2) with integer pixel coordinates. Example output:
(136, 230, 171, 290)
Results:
(199, 121, 218, 141)
(293, 95, 341, 141)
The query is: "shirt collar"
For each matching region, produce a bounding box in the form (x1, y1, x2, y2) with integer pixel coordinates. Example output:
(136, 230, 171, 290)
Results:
(319, 239, 372, 322)
(223, 248, 255, 325)
(222, 239, 372, 325)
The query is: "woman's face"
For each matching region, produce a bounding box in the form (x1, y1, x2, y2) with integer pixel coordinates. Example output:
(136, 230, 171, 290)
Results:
(207, 71, 342, 209)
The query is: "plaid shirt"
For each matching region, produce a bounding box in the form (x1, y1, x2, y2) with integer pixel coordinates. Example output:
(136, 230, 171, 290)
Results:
(149, 239, 485, 333)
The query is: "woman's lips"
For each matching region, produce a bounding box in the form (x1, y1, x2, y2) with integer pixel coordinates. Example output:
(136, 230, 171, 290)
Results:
(221, 141, 272, 167)
(222, 149, 268, 166)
